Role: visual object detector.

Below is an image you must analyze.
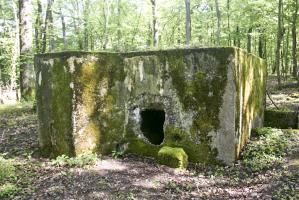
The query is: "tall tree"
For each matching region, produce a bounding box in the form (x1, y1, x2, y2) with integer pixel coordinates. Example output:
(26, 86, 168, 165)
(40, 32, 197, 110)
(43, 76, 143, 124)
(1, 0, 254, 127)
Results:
(11, 1, 19, 94)
(226, 0, 231, 46)
(41, 0, 54, 53)
(19, 0, 34, 99)
(274, 0, 284, 86)
(247, 27, 253, 53)
(117, 0, 121, 50)
(215, 0, 221, 45)
(102, 0, 111, 50)
(185, 0, 191, 45)
(60, 8, 67, 50)
(34, 0, 42, 53)
(150, 0, 158, 47)
(291, 0, 298, 82)
(83, 0, 90, 50)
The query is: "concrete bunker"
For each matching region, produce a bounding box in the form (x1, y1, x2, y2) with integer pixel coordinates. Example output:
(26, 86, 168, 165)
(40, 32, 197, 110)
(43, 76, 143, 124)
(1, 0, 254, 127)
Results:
(35, 47, 267, 165)
(140, 109, 165, 145)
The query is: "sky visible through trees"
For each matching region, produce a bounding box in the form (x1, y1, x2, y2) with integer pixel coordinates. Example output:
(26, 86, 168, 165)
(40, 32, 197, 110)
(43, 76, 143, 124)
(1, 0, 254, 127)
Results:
(0, 0, 298, 99)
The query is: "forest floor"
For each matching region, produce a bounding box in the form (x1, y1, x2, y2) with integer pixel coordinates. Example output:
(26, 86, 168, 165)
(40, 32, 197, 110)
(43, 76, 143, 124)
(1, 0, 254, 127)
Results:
(266, 75, 299, 111)
(0, 77, 298, 200)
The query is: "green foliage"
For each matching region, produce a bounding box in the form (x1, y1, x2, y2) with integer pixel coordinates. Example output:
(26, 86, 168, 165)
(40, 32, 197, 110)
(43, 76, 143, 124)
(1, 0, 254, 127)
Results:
(111, 148, 125, 159)
(272, 172, 299, 200)
(251, 127, 275, 137)
(0, 102, 33, 115)
(242, 128, 296, 172)
(51, 153, 100, 167)
(0, 183, 20, 198)
(0, 155, 19, 198)
(164, 180, 195, 193)
(0, 155, 16, 181)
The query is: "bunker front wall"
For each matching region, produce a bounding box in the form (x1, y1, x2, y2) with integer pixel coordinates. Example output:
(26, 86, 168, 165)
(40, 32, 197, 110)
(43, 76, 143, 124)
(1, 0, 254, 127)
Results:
(35, 48, 267, 164)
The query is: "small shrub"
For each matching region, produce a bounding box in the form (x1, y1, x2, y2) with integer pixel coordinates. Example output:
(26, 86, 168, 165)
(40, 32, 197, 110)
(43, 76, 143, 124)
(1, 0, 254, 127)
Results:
(51, 153, 99, 167)
(111, 149, 125, 158)
(0, 156, 16, 181)
(111, 143, 127, 158)
(0, 183, 19, 198)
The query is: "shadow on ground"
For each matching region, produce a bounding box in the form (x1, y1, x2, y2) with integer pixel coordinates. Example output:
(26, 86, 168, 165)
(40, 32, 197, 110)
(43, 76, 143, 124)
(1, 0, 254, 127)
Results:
(0, 103, 298, 200)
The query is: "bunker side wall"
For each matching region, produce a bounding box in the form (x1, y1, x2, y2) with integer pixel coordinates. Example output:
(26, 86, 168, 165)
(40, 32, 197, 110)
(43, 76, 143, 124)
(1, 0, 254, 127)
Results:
(35, 55, 75, 156)
(234, 48, 267, 158)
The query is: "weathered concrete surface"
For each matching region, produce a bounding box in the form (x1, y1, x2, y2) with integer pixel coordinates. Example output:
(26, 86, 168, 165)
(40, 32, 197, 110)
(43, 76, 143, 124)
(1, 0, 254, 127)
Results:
(264, 109, 298, 129)
(35, 47, 267, 165)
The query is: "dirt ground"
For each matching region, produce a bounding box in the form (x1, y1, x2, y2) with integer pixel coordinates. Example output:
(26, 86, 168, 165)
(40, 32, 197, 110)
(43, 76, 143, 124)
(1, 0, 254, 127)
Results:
(266, 76, 299, 111)
(0, 77, 298, 200)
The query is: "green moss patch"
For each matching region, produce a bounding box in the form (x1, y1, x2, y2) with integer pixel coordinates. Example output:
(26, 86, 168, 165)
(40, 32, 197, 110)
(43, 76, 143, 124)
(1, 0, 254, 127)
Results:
(157, 146, 188, 169)
(126, 139, 160, 158)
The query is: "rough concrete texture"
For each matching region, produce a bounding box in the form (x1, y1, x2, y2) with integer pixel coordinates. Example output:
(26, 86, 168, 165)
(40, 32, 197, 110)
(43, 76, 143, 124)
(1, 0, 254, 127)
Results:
(264, 109, 298, 129)
(35, 47, 267, 165)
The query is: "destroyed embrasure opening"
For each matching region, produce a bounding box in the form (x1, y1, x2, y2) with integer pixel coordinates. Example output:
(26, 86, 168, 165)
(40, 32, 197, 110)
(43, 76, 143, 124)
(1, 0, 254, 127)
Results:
(140, 109, 165, 145)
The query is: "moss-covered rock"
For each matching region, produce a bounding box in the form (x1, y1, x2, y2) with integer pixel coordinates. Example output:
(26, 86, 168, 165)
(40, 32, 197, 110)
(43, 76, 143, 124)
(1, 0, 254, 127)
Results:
(157, 146, 188, 169)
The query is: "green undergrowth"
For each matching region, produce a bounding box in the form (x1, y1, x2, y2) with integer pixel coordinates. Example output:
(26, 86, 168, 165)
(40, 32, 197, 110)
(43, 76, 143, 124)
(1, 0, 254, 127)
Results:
(0, 155, 19, 198)
(0, 156, 16, 181)
(0, 101, 33, 115)
(51, 153, 100, 167)
(271, 171, 299, 200)
(242, 128, 297, 172)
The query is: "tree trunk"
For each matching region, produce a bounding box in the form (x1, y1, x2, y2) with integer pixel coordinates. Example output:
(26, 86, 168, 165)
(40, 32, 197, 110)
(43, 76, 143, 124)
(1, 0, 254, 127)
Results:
(117, 0, 121, 50)
(227, 0, 231, 46)
(258, 30, 266, 58)
(284, 27, 290, 78)
(83, 0, 90, 50)
(258, 33, 263, 58)
(102, 0, 111, 50)
(185, 0, 191, 45)
(292, 0, 298, 82)
(60, 8, 67, 50)
(147, 22, 152, 47)
(234, 26, 240, 47)
(35, 0, 42, 53)
(275, 0, 284, 86)
(19, 0, 34, 100)
(11, 1, 19, 99)
(48, 1, 54, 52)
(41, 0, 54, 53)
(215, 0, 221, 45)
(150, 0, 158, 47)
(247, 27, 252, 53)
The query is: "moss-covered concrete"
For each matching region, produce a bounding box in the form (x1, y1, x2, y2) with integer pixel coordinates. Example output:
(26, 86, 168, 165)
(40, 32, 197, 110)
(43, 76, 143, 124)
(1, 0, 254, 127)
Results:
(157, 146, 188, 169)
(233, 48, 267, 159)
(35, 47, 267, 165)
(264, 109, 298, 129)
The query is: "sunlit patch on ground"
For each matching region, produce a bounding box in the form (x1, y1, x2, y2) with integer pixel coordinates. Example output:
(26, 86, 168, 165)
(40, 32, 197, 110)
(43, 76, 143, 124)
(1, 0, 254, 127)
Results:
(0, 101, 298, 199)
(266, 76, 299, 111)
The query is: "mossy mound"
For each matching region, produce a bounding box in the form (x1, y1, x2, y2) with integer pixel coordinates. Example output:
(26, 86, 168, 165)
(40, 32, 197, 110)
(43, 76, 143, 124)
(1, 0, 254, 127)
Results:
(157, 146, 188, 169)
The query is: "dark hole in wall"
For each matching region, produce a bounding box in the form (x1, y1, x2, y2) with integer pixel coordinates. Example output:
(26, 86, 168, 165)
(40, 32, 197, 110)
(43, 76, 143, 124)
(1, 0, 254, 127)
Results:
(140, 109, 165, 145)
